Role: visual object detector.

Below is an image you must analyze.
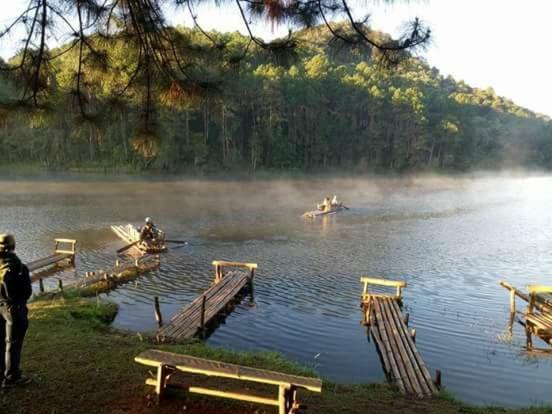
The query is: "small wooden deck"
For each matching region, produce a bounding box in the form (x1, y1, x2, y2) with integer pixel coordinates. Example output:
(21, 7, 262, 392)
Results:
(500, 281, 552, 352)
(361, 277, 439, 398)
(28, 239, 77, 276)
(157, 261, 257, 341)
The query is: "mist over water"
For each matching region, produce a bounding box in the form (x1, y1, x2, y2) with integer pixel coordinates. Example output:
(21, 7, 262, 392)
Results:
(1, 174, 552, 407)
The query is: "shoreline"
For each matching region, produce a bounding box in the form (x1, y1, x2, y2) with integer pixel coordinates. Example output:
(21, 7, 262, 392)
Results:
(1, 296, 549, 414)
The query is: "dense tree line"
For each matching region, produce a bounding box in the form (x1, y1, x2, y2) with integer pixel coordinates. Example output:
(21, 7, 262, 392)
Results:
(0, 26, 550, 173)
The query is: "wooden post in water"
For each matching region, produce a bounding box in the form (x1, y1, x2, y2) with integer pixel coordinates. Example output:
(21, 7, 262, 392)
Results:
(404, 313, 410, 327)
(434, 369, 442, 389)
(200, 295, 206, 339)
(39, 278, 44, 293)
(154, 296, 163, 328)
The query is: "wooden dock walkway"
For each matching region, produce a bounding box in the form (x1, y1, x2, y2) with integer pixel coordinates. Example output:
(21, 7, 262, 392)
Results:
(28, 239, 77, 277)
(157, 261, 257, 342)
(500, 281, 552, 352)
(361, 277, 439, 398)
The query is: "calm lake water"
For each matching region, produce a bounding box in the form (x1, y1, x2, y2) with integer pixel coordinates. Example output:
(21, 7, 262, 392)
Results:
(1, 174, 551, 407)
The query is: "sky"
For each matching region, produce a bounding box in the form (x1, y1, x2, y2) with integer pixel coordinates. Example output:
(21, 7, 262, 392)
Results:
(1, 0, 551, 116)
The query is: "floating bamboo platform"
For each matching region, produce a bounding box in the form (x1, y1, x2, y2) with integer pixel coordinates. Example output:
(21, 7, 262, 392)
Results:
(361, 277, 439, 398)
(28, 239, 77, 276)
(34, 255, 160, 297)
(111, 224, 167, 254)
(74, 255, 161, 296)
(157, 260, 257, 342)
(500, 281, 552, 352)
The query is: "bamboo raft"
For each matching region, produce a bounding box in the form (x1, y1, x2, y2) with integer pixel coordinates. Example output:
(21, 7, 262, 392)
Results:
(34, 255, 160, 296)
(157, 261, 257, 342)
(303, 204, 346, 218)
(500, 281, 552, 352)
(75, 255, 161, 296)
(28, 239, 77, 275)
(111, 224, 167, 254)
(361, 277, 439, 398)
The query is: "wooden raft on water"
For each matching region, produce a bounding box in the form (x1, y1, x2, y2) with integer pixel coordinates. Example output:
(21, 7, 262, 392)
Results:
(500, 281, 552, 352)
(28, 239, 77, 277)
(361, 277, 439, 398)
(157, 260, 257, 341)
(111, 224, 167, 254)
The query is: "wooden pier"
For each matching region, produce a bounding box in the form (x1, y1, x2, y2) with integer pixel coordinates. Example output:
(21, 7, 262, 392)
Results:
(500, 281, 552, 352)
(28, 239, 77, 276)
(361, 277, 439, 398)
(157, 260, 257, 342)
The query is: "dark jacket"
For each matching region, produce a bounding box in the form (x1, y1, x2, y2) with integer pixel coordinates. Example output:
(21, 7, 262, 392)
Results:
(0, 252, 32, 305)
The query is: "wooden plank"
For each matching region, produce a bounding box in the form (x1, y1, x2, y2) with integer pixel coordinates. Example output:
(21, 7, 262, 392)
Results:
(378, 299, 421, 397)
(390, 300, 438, 395)
(158, 271, 250, 340)
(372, 299, 406, 394)
(360, 278, 407, 288)
(386, 298, 433, 397)
(381, 298, 425, 397)
(28, 253, 71, 272)
(528, 285, 552, 294)
(212, 260, 258, 270)
(135, 350, 322, 392)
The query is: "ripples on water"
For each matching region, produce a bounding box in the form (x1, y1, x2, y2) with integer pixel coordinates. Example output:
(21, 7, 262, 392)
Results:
(1, 175, 552, 407)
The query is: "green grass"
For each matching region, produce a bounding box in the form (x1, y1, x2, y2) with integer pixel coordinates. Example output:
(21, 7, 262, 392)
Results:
(0, 298, 549, 414)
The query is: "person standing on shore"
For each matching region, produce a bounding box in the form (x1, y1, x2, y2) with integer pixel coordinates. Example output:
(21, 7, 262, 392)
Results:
(0, 234, 32, 388)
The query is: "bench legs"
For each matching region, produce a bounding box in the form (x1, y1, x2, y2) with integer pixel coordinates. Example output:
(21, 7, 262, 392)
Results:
(278, 385, 299, 414)
(155, 364, 169, 401)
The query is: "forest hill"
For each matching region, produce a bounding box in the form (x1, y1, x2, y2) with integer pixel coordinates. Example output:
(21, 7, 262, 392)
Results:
(0, 26, 550, 173)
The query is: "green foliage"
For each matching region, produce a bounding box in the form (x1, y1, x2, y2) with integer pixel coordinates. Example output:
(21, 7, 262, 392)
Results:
(0, 26, 551, 173)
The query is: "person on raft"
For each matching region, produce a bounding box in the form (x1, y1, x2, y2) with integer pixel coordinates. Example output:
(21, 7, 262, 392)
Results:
(139, 217, 158, 242)
(317, 197, 332, 212)
(331, 195, 341, 207)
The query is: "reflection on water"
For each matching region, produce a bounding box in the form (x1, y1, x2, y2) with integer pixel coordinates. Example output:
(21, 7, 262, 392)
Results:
(1, 174, 552, 407)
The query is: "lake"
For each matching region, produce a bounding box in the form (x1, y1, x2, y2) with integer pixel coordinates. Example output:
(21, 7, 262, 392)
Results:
(1, 174, 551, 407)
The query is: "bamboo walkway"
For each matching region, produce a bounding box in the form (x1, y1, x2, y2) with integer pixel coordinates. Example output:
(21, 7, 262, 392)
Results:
(157, 261, 257, 341)
(500, 281, 552, 352)
(28, 239, 77, 276)
(361, 277, 439, 398)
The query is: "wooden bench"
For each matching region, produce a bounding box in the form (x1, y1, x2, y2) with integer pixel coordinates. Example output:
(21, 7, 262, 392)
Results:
(135, 349, 322, 414)
(28, 238, 77, 274)
(500, 281, 552, 351)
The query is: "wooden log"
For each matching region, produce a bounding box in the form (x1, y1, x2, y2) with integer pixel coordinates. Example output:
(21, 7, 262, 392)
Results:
(434, 369, 442, 389)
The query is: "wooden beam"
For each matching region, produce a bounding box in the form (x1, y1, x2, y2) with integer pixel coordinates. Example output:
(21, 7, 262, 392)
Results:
(212, 260, 258, 270)
(528, 285, 552, 294)
(360, 277, 407, 288)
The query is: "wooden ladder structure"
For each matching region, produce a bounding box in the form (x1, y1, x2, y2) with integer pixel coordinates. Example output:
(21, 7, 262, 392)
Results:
(361, 277, 439, 398)
(28, 238, 77, 276)
(156, 260, 257, 341)
(500, 281, 552, 353)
